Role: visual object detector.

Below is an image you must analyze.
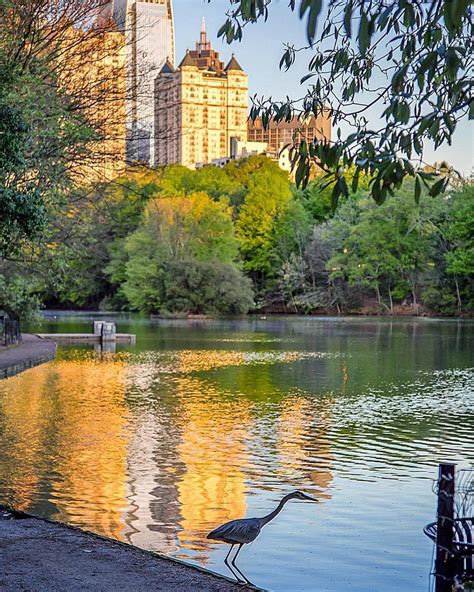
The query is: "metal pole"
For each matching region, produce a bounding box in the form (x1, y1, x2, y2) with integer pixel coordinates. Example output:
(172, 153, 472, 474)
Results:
(435, 463, 456, 592)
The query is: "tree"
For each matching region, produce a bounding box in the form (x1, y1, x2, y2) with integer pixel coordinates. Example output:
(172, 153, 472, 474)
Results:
(0, 0, 127, 255)
(158, 164, 241, 202)
(0, 273, 41, 322)
(153, 260, 254, 315)
(122, 192, 253, 314)
(235, 168, 293, 279)
(328, 186, 448, 312)
(443, 183, 474, 311)
(27, 170, 157, 309)
(216, 0, 472, 205)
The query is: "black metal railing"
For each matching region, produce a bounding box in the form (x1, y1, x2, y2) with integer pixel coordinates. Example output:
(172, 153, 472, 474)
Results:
(425, 464, 474, 592)
(0, 312, 21, 346)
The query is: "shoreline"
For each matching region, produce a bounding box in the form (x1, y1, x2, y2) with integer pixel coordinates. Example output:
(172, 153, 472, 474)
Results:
(0, 333, 57, 379)
(0, 343, 260, 591)
(0, 506, 257, 591)
(39, 307, 473, 320)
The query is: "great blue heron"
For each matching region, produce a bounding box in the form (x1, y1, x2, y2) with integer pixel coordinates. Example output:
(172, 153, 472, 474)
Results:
(207, 490, 317, 584)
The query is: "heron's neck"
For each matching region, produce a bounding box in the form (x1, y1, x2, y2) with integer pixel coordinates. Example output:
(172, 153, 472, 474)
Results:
(259, 494, 293, 527)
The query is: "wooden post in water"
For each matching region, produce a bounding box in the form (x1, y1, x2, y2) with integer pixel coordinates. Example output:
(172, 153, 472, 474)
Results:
(435, 463, 456, 592)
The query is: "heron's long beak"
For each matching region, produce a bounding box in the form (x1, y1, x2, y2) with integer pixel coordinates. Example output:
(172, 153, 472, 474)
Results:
(301, 493, 318, 501)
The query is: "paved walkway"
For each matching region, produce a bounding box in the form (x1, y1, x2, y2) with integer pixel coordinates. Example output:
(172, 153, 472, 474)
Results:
(0, 508, 257, 591)
(0, 334, 57, 379)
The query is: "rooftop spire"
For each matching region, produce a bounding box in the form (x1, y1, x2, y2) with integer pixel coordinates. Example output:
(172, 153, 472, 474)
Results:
(199, 16, 209, 49)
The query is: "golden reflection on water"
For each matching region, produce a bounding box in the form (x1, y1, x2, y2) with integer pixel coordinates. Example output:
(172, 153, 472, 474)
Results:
(0, 347, 334, 560)
(176, 350, 247, 373)
(0, 357, 129, 540)
(175, 375, 251, 562)
(277, 395, 333, 499)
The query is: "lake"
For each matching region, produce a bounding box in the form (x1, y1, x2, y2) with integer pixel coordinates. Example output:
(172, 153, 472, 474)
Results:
(0, 315, 473, 591)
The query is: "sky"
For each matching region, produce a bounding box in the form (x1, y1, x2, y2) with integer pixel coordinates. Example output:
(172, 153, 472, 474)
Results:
(173, 0, 473, 176)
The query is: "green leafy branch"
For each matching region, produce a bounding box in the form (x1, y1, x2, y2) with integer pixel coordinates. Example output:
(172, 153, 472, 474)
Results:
(213, 0, 473, 206)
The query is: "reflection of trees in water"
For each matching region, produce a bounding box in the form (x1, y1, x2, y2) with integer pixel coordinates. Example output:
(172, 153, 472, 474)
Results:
(0, 356, 130, 540)
(0, 324, 471, 573)
(114, 349, 338, 562)
(0, 367, 53, 511)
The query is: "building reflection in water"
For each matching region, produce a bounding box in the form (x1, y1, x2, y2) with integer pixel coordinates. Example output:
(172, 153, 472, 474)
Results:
(121, 359, 185, 555)
(0, 346, 335, 564)
(277, 394, 334, 500)
(174, 375, 251, 563)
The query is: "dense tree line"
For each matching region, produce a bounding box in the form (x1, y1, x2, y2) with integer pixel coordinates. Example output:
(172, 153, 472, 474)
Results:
(2, 156, 472, 319)
(1, 1, 472, 322)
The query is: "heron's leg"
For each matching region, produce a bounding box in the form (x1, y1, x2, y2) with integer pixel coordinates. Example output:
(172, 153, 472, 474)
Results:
(230, 544, 253, 585)
(224, 544, 235, 568)
(231, 543, 243, 566)
(224, 545, 243, 582)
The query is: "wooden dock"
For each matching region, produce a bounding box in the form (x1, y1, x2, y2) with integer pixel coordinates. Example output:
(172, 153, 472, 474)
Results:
(36, 321, 136, 345)
(36, 333, 136, 344)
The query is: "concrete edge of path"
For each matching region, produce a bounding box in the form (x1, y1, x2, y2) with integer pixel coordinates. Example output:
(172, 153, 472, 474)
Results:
(0, 333, 57, 379)
(0, 505, 264, 592)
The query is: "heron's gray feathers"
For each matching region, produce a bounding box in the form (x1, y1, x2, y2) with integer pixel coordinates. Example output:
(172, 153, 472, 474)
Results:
(207, 518, 262, 544)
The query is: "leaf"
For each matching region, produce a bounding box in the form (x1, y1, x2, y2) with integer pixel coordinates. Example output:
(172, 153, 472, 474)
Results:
(428, 178, 445, 197)
(359, 12, 370, 56)
(344, 1, 353, 38)
(429, 118, 440, 139)
(371, 178, 382, 203)
(413, 135, 422, 156)
(295, 155, 310, 188)
(306, 0, 323, 43)
(443, 1, 455, 33)
(414, 175, 422, 203)
(352, 170, 360, 193)
(391, 65, 408, 94)
(331, 182, 340, 212)
(299, 0, 311, 18)
(300, 72, 316, 83)
(450, 0, 470, 28)
(378, 5, 393, 30)
(338, 176, 349, 198)
(217, 22, 229, 39)
(419, 114, 435, 135)
(416, 70, 425, 92)
(403, 4, 415, 28)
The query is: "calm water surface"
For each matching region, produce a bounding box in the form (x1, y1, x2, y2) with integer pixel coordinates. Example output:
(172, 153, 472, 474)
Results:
(0, 315, 473, 591)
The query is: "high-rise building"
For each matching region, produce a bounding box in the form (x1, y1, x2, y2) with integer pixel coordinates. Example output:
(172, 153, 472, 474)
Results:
(104, 0, 175, 165)
(60, 25, 127, 183)
(247, 115, 331, 152)
(154, 20, 248, 168)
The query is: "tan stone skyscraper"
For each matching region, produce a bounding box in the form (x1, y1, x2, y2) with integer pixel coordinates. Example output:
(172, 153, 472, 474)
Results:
(102, 0, 175, 165)
(155, 20, 248, 168)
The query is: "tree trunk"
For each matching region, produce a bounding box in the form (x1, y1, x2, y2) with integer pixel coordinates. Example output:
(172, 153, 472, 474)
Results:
(454, 275, 462, 314)
(375, 284, 381, 307)
(388, 285, 394, 314)
(412, 286, 419, 315)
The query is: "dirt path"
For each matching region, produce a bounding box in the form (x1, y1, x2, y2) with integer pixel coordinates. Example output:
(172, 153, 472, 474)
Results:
(0, 333, 57, 379)
(0, 508, 258, 591)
